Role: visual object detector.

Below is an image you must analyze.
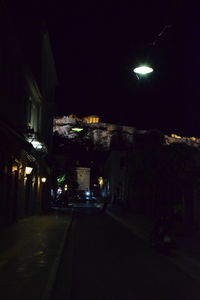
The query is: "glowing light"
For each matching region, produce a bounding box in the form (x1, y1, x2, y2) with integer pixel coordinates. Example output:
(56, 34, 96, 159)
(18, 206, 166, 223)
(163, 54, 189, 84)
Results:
(98, 177, 103, 187)
(26, 137, 44, 150)
(171, 134, 181, 139)
(57, 175, 66, 184)
(31, 140, 43, 149)
(57, 187, 62, 194)
(12, 165, 18, 172)
(133, 65, 153, 75)
(84, 116, 100, 123)
(191, 137, 196, 141)
(71, 127, 83, 132)
(41, 177, 47, 183)
(25, 167, 33, 175)
(64, 184, 68, 191)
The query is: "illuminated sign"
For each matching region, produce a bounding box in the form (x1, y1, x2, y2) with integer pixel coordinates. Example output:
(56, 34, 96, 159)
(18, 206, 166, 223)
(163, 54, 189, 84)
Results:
(71, 127, 83, 132)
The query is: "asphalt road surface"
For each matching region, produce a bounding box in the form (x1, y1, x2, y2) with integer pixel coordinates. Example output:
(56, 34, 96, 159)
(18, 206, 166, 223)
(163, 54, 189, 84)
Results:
(51, 206, 200, 300)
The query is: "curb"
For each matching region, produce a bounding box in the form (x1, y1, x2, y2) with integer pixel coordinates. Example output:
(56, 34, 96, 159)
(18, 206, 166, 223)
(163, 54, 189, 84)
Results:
(107, 210, 148, 240)
(167, 250, 200, 282)
(41, 210, 74, 300)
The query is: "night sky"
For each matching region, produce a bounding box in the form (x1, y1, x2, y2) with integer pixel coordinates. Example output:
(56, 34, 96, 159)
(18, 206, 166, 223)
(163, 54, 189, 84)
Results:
(8, 1, 200, 137)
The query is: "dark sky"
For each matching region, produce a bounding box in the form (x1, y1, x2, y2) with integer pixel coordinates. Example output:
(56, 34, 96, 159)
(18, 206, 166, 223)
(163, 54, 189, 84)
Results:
(8, 1, 200, 136)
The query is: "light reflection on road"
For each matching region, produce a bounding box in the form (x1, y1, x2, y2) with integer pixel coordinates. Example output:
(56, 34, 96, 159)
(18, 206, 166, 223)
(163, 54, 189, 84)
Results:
(52, 202, 101, 209)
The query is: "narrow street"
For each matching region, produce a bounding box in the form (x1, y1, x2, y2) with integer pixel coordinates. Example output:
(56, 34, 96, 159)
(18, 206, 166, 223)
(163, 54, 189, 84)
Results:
(50, 206, 200, 300)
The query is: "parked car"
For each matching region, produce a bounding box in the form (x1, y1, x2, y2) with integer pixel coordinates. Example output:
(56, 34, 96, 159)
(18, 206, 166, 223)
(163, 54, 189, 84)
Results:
(77, 191, 96, 202)
(54, 192, 69, 207)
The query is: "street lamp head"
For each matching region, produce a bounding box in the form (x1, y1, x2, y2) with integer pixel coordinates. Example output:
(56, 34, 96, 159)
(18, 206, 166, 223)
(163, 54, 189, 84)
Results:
(25, 166, 33, 175)
(133, 65, 154, 75)
(41, 177, 47, 183)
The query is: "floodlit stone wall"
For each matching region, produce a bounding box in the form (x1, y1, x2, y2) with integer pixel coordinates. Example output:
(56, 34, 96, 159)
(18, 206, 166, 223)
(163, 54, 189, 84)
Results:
(165, 134, 200, 147)
(53, 115, 135, 151)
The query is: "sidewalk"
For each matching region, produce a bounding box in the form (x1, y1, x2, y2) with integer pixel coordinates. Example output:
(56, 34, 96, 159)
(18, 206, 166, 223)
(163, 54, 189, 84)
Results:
(0, 209, 73, 300)
(107, 204, 200, 282)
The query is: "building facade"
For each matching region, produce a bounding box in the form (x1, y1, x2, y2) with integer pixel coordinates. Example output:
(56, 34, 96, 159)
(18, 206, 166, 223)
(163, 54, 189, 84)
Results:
(0, 4, 57, 226)
(76, 167, 91, 191)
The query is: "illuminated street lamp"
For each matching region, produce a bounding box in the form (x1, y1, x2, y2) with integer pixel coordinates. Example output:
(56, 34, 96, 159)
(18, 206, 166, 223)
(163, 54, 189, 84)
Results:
(133, 65, 153, 75)
(41, 177, 47, 183)
(25, 166, 33, 175)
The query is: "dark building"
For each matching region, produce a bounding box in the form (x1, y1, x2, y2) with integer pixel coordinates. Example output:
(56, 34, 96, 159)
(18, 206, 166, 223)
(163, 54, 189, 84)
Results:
(102, 129, 200, 230)
(0, 3, 58, 226)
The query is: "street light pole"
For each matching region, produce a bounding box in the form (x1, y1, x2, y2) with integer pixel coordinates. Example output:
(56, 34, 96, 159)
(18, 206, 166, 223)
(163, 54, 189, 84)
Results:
(133, 24, 172, 77)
